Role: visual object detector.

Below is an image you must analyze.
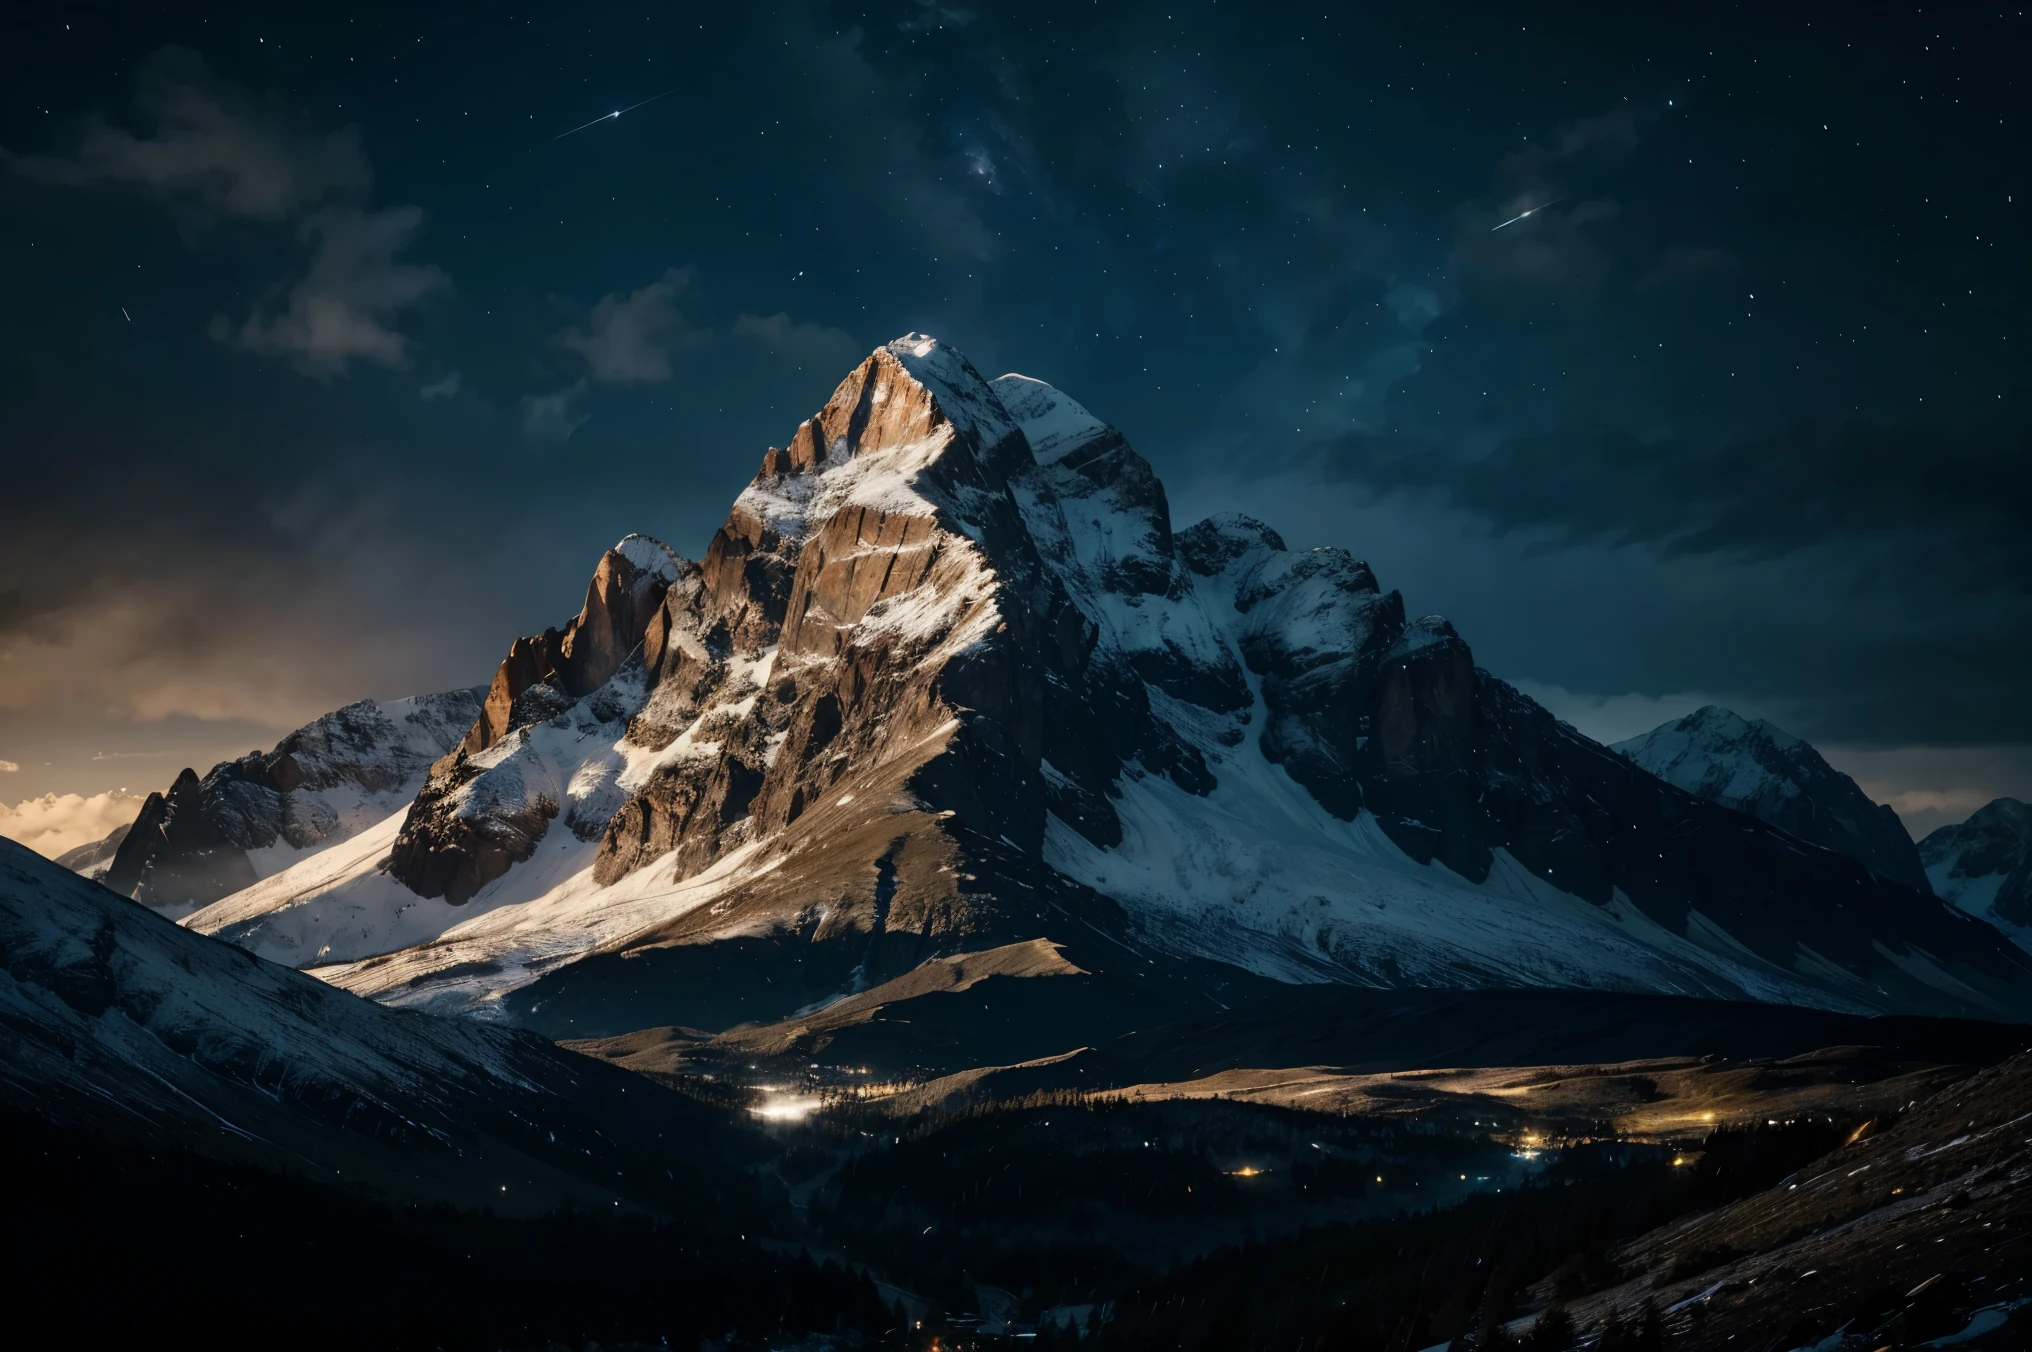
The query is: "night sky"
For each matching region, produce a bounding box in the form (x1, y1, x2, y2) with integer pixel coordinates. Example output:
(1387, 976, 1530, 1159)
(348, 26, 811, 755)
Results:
(1, 0, 2026, 853)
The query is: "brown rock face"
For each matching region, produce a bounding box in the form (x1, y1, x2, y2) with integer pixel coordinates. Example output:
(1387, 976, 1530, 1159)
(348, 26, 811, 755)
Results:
(390, 538, 681, 904)
(582, 343, 1114, 975)
(461, 543, 678, 758)
(388, 767, 561, 906)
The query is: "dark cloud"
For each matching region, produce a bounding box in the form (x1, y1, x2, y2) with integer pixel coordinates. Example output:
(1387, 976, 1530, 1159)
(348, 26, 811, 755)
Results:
(219, 206, 450, 377)
(1317, 417, 2031, 590)
(520, 381, 590, 444)
(5, 46, 370, 221)
(15, 46, 445, 382)
(559, 267, 696, 385)
(731, 311, 864, 375)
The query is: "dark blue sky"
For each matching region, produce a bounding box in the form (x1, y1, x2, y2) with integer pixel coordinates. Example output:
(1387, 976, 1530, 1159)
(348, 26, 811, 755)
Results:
(1, 0, 2026, 842)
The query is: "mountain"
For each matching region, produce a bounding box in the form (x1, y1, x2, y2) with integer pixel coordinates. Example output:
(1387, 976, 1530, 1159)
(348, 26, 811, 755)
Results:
(0, 834, 759, 1215)
(53, 820, 131, 878)
(1920, 797, 2032, 946)
(181, 336, 2032, 1030)
(102, 687, 483, 916)
(1613, 704, 1930, 891)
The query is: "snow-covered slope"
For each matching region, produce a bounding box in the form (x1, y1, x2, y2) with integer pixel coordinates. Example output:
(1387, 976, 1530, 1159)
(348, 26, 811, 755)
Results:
(0, 836, 747, 1214)
(182, 337, 2032, 1028)
(1614, 705, 1930, 891)
(104, 686, 484, 916)
(1920, 798, 2032, 951)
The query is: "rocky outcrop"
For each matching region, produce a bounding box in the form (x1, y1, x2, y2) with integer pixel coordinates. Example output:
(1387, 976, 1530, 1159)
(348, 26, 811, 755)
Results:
(388, 538, 682, 904)
(102, 688, 483, 913)
(1921, 797, 2032, 937)
(1614, 705, 1931, 891)
(460, 537, 681, 757)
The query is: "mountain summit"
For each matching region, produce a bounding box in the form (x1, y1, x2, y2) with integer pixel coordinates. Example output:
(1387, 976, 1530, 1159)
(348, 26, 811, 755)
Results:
(1920, 798, 2032, 948)
(1614, 705, 1930, 891)
(176, 337, 2032, 1028)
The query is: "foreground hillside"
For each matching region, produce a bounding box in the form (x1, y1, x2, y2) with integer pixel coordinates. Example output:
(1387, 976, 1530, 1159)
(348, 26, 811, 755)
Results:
(0, 836, 749, 1216)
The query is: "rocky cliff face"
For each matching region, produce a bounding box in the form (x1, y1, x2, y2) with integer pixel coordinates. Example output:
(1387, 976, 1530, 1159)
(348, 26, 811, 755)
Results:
(1921, 798, 2032, 943)
(1614, 705, 1930, 891)
(181, 336, 2032, 1027)
(102, 688, 483, 914)
(387, 537, 681, 904)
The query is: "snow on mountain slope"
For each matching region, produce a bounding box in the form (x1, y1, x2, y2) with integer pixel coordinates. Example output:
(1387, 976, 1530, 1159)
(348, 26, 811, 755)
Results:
(1920, 798, 2032, 950)
(1041, 682, 1850, 1009)
(104, 687, 484, 917)
(1614, 705, 1930, 891)
(187, 577, 685, 973)
(0, 836, 748, 1214)
(180, 337, 2032, 1028)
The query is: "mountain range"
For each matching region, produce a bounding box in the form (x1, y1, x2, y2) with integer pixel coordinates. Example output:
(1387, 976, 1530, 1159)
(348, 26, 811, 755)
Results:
(59, 336, 2032, 1053)
(11, 334, 2032, 1349)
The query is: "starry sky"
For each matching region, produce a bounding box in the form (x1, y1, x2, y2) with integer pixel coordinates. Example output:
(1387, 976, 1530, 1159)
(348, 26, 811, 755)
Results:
(1, 0, 2026, 853)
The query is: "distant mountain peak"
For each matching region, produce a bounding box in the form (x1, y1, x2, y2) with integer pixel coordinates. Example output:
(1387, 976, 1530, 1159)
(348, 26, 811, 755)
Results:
(1613, 706, 1928, 892)
(1921, 797, 2032, 941)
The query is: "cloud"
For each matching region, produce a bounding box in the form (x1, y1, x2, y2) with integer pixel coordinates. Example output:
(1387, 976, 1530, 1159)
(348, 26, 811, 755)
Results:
(5, 47, 370, 221)
(1829, 743, 2032, 838)
(1452, 103, 1666, 294)
(419, 371, 462, 400)
(90, 750, 169, 762)
(220, 207, 450, 377)
(560, 267, 695, 384)
(731, 311, 863, 373)
(1317, 417, 2032, 587)
(11, 46, 446, 381)
(0, 789, 147, 861)
(522, 381, 590, 444)
(0, 760, 16, 773)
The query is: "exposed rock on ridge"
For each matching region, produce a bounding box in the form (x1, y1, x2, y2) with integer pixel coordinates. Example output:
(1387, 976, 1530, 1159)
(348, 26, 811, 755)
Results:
(102, 688, 484, 913)
(388, 536, 682, 903)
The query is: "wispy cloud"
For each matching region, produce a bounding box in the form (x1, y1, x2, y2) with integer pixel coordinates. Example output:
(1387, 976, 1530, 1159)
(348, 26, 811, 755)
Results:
(11, 45, 445, 381)
(521, 380, 590, 445)
(560, 267, 696, 384)
(731, 311, 863, 373)
(4, 47, 369, 221)
(219, 207, 450, 377)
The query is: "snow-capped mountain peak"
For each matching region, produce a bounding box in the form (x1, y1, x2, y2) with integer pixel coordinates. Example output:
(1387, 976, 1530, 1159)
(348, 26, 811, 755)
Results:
(1920, 797, 2032, 948)
(1614, 704, 1931, 893)
(170, 337, 2032, 1028)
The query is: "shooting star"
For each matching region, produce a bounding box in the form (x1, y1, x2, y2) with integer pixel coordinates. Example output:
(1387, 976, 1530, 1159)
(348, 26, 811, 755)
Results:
(121, 308, 131, 322)
(1491, 197, 1564, 231)
(533, 88, 679, 149)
